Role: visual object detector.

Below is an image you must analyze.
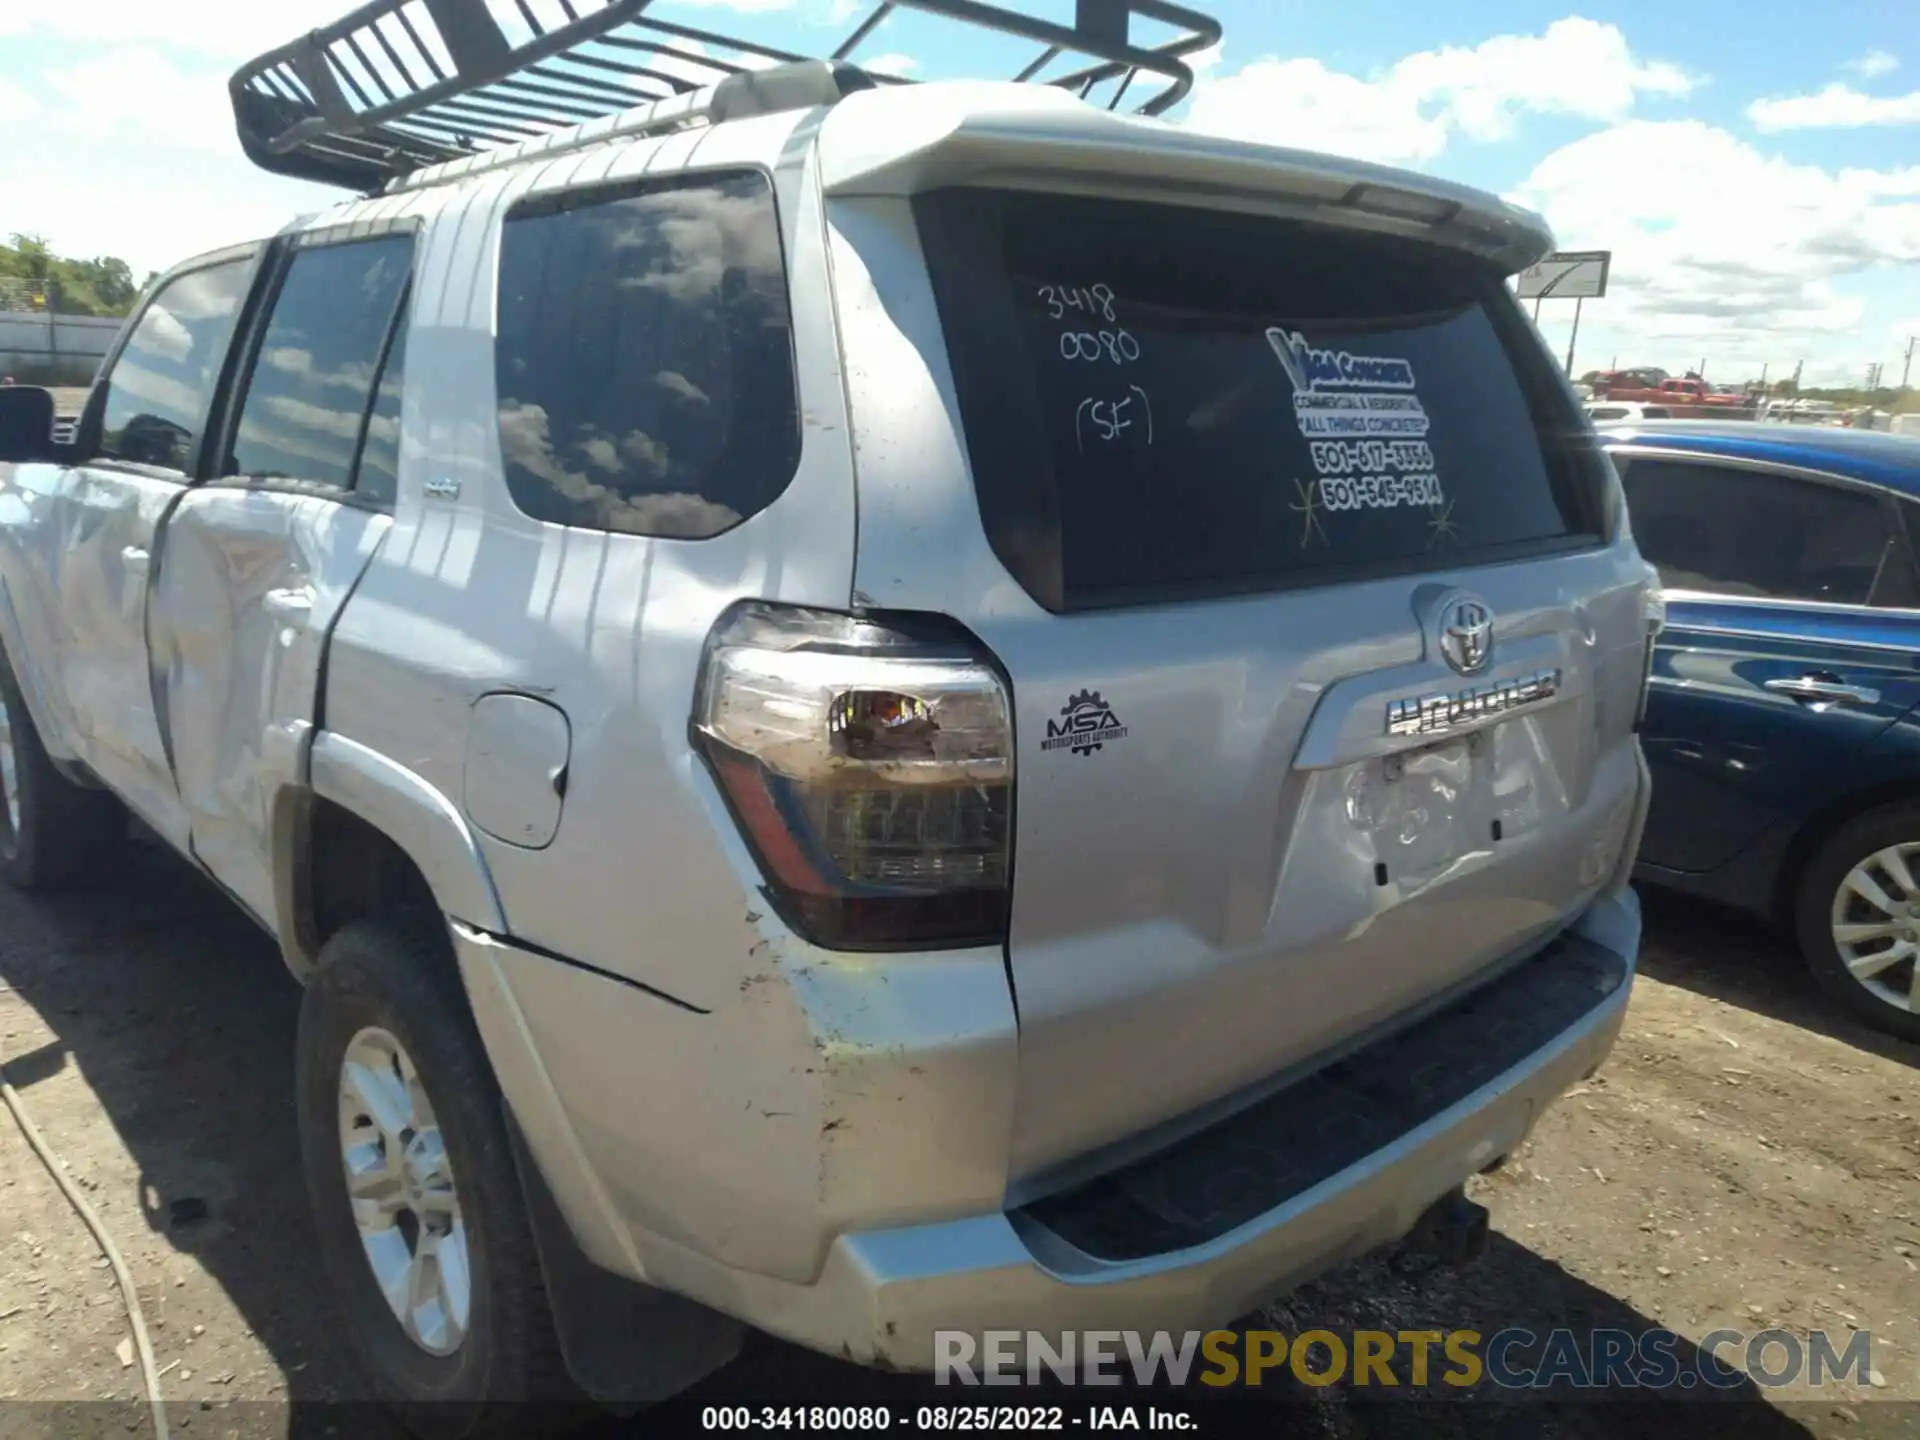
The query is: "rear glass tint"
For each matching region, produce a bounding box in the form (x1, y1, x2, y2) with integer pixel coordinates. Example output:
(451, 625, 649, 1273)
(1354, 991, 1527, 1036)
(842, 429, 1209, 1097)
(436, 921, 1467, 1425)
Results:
(915, 190, 1606, 611)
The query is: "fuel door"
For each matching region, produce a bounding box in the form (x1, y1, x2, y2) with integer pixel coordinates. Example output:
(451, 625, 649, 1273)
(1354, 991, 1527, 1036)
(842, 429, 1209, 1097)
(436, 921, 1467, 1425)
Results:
(464, 692, 572, 850)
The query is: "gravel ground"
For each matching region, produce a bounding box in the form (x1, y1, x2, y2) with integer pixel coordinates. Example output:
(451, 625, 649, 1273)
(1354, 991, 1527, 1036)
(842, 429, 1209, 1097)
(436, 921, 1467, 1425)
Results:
(0, 847, 1914, 1439)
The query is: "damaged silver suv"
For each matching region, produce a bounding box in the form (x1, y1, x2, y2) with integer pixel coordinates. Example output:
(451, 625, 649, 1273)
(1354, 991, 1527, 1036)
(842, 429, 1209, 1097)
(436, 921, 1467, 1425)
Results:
(0, 0, 1653, 1428)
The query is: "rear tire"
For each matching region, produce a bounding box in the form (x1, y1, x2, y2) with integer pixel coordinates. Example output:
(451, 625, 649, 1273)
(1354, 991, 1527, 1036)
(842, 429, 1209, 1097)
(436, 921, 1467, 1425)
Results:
(296, 914, 577, 1438)
(1794, 803, 1920, 1043)
(0, 644, 125, 891)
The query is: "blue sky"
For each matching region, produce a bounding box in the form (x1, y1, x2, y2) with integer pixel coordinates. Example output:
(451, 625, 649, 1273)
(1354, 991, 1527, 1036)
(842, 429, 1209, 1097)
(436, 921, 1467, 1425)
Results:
(1, 0, 1914, 385)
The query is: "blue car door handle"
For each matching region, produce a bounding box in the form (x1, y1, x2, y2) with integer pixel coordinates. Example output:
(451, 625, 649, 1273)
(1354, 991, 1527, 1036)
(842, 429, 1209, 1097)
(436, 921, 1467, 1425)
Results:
(1764, 675, 1880, 707)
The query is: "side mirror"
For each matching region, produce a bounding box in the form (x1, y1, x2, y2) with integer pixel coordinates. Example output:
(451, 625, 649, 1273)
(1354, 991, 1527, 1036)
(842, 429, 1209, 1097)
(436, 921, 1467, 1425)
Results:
(0, 386, 60, 464)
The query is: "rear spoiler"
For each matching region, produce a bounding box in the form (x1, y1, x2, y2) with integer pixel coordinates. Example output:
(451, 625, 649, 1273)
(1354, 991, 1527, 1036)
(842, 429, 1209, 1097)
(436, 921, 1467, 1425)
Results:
(817, 99, 1557, 275)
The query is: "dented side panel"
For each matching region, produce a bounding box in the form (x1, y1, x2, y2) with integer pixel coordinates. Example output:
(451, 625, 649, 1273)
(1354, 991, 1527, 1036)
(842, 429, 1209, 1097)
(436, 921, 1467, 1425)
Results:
(151, 483, 391, 924)
(52, 465, 191, 845)
(0, 461, 86, 763)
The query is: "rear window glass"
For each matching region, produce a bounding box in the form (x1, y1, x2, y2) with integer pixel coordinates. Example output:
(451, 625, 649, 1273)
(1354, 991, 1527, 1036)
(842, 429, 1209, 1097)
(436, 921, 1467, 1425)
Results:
(493, 169, 799, 539)
(916, 190, 1605, 611)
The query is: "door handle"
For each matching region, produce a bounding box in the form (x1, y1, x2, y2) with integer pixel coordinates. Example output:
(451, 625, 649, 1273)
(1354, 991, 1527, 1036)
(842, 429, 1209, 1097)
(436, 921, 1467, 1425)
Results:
(262, 589, 313, 627)
(121, 546, 149, 576)
(1764, 676, 1880, 707)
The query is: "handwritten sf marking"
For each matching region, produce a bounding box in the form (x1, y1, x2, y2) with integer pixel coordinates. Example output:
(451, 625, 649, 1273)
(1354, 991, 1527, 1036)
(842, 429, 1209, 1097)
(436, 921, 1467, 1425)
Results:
(1073, 387, 1156, 453)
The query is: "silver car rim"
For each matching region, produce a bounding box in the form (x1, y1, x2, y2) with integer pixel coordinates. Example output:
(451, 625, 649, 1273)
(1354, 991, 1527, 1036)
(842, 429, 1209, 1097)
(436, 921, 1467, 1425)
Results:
(0, 695, 20, 839)
(338, 1027, 472, 1357)
(1830, 845, 1920, 1015)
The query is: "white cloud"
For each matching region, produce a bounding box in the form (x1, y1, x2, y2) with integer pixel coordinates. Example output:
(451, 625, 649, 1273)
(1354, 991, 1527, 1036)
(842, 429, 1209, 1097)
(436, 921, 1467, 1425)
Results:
(1185, 18, 1695, 167)
(1845, 50, 1900, 79)
(0, 46, 339, 273)
(1508, 119, 1920, 373)
(1748, 83, 1920, 133)
(859, 53, 919, 78)
(0, 3, 344, 60)
(0, 78, 38, 126)
(41, 50, 235, 154)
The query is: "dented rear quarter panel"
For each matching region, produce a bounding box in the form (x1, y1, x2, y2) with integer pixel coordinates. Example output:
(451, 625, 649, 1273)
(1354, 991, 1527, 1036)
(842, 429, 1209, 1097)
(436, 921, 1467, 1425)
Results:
(316, 109, 1031, 1282)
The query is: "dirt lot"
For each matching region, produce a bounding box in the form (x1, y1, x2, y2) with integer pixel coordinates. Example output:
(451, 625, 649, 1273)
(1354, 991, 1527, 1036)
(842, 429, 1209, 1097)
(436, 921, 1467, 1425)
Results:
(0, 848, 1914, 1439)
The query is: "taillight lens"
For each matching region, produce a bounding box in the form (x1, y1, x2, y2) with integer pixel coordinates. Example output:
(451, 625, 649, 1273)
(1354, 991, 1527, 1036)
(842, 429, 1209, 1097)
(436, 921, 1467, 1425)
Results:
(692, 602, 1014, 951)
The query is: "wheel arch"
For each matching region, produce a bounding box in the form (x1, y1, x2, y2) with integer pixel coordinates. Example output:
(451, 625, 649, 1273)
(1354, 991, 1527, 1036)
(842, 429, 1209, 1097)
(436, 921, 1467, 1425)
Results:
(272, 731, 506, 980)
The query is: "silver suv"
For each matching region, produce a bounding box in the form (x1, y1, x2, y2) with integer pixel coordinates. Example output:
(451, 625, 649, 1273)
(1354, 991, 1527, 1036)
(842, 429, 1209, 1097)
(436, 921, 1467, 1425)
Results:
(0, 0, 1653, 1426)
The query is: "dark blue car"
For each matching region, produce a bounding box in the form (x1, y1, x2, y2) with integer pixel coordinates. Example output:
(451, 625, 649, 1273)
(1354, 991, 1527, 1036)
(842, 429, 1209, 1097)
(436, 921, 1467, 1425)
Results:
(1601, 419, 1920, 1039)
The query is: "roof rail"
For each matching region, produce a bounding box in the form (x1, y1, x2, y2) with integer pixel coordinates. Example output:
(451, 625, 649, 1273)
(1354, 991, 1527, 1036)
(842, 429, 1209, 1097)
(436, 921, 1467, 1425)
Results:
(229, 0, 1223, 194)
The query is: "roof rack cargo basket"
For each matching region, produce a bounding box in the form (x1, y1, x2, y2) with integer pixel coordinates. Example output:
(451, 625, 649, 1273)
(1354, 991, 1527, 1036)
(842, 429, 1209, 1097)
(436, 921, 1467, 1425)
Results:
(230, 0, 1223, 193)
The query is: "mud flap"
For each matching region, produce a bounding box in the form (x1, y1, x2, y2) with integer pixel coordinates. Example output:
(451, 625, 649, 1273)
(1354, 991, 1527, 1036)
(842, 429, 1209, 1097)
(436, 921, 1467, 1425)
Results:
(504, 1108, 744, 1405)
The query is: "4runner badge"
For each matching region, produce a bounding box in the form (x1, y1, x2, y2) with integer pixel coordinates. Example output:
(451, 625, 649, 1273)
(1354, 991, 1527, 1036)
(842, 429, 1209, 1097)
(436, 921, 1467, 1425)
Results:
(1385, 668, 1563, 738)
(1044, 689, 1129, 757)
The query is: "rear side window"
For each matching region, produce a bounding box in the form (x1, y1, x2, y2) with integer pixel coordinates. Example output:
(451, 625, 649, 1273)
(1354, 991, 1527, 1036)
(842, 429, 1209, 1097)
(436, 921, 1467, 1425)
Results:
(99, 260, 253, 473)
(493, 170, 800, 539)
(225, 236, 412, 493)
(1623, 458, 1915, 606)
(916, 190, 1606, 611)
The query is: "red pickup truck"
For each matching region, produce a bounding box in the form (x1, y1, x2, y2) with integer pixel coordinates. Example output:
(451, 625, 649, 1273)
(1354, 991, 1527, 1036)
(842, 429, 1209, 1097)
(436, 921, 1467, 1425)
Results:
(1590, 373, 1756, 417)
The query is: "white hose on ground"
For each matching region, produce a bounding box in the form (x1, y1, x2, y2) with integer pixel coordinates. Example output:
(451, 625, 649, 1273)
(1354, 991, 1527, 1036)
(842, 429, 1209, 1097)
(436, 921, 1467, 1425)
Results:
(0, 1033, 170, 1440)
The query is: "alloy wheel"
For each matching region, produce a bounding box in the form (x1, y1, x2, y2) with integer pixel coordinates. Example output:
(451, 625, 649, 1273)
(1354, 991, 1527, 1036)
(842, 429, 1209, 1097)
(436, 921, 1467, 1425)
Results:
(337, 1026, 473, 1357)
(1829, 844, 1920, 1016)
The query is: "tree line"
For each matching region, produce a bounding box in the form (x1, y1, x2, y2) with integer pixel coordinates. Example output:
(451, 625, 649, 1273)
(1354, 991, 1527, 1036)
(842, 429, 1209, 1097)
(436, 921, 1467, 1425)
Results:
(0, 233, 154, 317)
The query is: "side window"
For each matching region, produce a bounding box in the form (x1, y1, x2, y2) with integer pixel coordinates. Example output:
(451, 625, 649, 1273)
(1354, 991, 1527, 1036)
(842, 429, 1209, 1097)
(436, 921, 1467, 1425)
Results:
(226, 236, 412, 493)
(98, 260, 253, 473)
(1623, 458, 1912, 607)
(493, 170, 800, 538)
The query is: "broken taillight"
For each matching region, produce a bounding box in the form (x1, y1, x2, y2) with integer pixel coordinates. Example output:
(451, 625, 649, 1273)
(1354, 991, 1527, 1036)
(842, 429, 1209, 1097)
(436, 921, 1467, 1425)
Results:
(692, 603, 1014, 950)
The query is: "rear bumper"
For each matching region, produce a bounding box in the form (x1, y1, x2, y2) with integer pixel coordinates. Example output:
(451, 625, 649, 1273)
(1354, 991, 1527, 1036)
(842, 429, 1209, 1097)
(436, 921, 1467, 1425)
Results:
(464, 886, 1637, 1370)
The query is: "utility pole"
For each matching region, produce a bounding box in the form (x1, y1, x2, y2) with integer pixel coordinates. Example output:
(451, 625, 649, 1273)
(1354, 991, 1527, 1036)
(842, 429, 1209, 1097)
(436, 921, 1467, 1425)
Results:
(1866, 362, 1882, 391)
(1904, 335, 1916, 390)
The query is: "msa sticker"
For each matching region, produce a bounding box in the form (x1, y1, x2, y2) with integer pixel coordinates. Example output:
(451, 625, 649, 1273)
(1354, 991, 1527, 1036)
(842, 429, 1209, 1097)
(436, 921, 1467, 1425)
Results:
(1266, 328, 1451, 540)
(1044, 689, 1129, 757)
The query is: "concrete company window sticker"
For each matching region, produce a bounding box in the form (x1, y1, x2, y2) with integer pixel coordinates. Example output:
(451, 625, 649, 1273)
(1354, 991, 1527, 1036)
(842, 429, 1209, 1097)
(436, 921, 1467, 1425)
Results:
(1266, 328, 1447, 537)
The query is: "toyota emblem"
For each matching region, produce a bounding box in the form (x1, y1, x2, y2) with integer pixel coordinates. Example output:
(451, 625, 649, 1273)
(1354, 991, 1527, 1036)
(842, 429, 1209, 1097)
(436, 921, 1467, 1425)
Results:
(1438, 596, 1494, 675)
